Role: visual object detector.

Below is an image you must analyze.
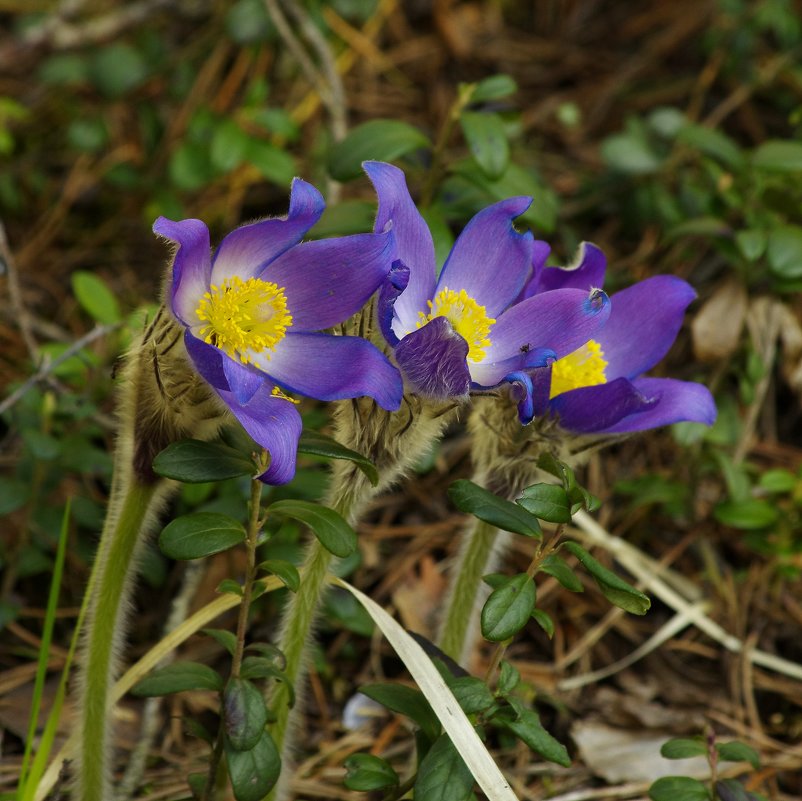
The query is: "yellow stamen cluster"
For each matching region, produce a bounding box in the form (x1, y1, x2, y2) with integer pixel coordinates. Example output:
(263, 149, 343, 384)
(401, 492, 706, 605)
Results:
(196, 276, 292, 365)
(550, 339, 608, 398)
(418, 287, 495, 362)
(271, 386, 299, 404)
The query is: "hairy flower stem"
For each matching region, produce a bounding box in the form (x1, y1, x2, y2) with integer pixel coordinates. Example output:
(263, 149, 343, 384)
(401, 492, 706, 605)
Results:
(77, 306, 225, 801)
(267, 393, 458, 801)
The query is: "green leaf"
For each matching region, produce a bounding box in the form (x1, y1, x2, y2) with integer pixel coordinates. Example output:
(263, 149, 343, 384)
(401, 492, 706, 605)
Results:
(753, 139, 802, 172)
(531, 608, 555, 638)
(676, 124, 743, 168)
(169, 141, 216, 191)
(0, 478, 29, 516)
(217, 578, 243, 596)
(160, 513, 246, 560)
(414, 733, 475, 801)
(649, 776, 711, 801)
(297, 430, 378, 486)
(601, 132, 662, 174)
(210, 119, 249, 172)
(224, 678, 268, 751)
(131, 661, 223, 696)
(735, 230, 767, 262)
(239, 657, 295, 707)
(258, 559, 300, 592)
(323, 587, 375, 636)
(71, 271, 121, 324)
(268, 500, 356, 558)
(539, 554, 584, 592)
(758, 469, 797, 493)
(496, 660, 520, 695)
(309, 200, 376, 239)
(202, 628, 237, 656)
(767, 225, 802, 279)
(153, 439, 256, 483)
(89, 43, 148, 97)
(717, 741, 760, 769)
(480, 573, 537, 642)
(245, 139, 296, 186)
(448, 480, 542, 538)
(714, 499, 779, 530)
(497, 698, 570, 766)
(67, 118, 108, 154)
(660, 737, 707, 759)
(447, 676, 496, 715)
(517, 484, 572, 523)
(562, 542, 650, 615)
(360, 682, 440, 742)
(343, 753, 399, 791)
(469, 74, 517, 103)
(460, 111, 509, 179)
(328, 119, 430, 181)
(225, 730, 281, 801)
(225, 0, 273, 44)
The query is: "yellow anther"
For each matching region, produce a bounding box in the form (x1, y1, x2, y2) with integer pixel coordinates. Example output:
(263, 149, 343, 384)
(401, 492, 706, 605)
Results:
(418, 287, 495, 362)
(550, 339, 608, 398)
(196, 276, 292, 365)
(271, 386, 299, 404)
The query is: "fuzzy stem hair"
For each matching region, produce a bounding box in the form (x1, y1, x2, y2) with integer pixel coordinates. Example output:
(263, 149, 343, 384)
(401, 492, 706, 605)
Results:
(76, 306, 226, 801)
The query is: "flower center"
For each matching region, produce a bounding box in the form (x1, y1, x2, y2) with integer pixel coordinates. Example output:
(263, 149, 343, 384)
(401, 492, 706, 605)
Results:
(418, 287, 495, 362)
(196, 276, 292, 365)
(550, 339, 608, 398)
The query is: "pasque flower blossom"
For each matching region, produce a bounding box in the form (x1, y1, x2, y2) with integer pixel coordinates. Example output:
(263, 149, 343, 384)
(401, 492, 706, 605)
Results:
(153, 178, 403, 484)
(365, 161, 611, 405)
(517, 242, 717, 432)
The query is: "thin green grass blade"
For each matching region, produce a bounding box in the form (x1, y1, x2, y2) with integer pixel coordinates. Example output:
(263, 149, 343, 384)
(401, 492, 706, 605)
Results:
(18, 500, 71, 795)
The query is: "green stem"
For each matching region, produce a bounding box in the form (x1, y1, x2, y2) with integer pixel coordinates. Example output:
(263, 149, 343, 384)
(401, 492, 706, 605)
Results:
(80, 480, 159, 801)
(437, 519, 499, 662)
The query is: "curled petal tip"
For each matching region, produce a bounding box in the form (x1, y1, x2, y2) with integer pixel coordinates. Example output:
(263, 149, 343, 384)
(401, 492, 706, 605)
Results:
(586, 288, 609, 314)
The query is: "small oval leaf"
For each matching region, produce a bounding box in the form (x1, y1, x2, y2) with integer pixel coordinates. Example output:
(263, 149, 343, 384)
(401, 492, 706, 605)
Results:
(153, 439, 256, 483)
(268, 499, 356, 558)
(297, 430, 378, 486)
(343, 753, 399, 791)
(460, 111, 509, 179)
(224, 678, 268, 751)
(225, 730, 281, 801)
(131, 661, 223, 696)
(72, 271, 121, 324)
(480, 574, 537, 642)
(159, 513, 246, 560)
(517, 484, 572, 523)
(449, 480, 542, 538)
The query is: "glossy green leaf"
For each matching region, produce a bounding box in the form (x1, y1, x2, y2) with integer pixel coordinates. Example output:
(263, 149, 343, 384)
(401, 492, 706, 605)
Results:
(224, 678, 268, 751)
(258, 559, 300, 592)
(660, 737, 707, 759)
(225, 730, 281, 801)
(649, 776, 711, 801)
(268, 499, 357, 558)
(469, 74, 517, 102)
(71, 271, 121, 324)
(131, 661, 223, 696)
(480, 574, 536, 642)
(239, 657, 295, 707)
(539, 554, 584, 592)
(767, 225, 802, 279)
(753, 139, 802, 172)
(328, 119, 430, 181)
(601, 132, 662, 174)
(497, 660, 520, 695)
(717, 741, 760, 769)
(517, 484, 572, 523)
(447, 676, 496, 715)
(460, 111, 509, 179)
(531, 608, 555, 638)
(449, 480, 542, 538)
(343, 753, 399, 791)
(217, 578, 243, 596)
(497, 698, 570, 766)
(735, 230, 767, 262)
(153, 439, 256, 482)
(562, 542, 650, 615)
(360, 682, 440, 742)
(202, 628, 237, 656)
(414, 733, 475, 801)
(297, 430, 378, 486)
(676, 124, 743, 168)
(713, 499, 779, 530)
(159, 513, 245, 560)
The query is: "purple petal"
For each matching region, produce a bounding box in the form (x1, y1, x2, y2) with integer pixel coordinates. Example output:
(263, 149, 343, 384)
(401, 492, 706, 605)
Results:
(394, 316, 471, 399)
(504, 363, 553, 424)
(216, 382, 303, 485)
(153, 217, 211, 326)
(437, 197, 534, 317)
(248, 332, 403, 410)
(598, 276, 696, 379)
(364, 161, 436, 330)
(537, 242, 607, 295)
(184, 331, 227, 389)
(223, 356, 265, 405)
(598, 377, 717, 433)
(263, 229, 394, 331)
(549, 377, 655, 433)
(469, 345, 555, 388)
(210, 178, 325, 285)
(377, 261, 410, 346)
(484, 288, 610, 372)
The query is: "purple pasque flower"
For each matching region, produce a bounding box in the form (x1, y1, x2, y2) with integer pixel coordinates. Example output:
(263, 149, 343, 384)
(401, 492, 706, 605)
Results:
(518, 242, 717, 433)
(364, 161, 611, 408)
(153, 177, 403, 484)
